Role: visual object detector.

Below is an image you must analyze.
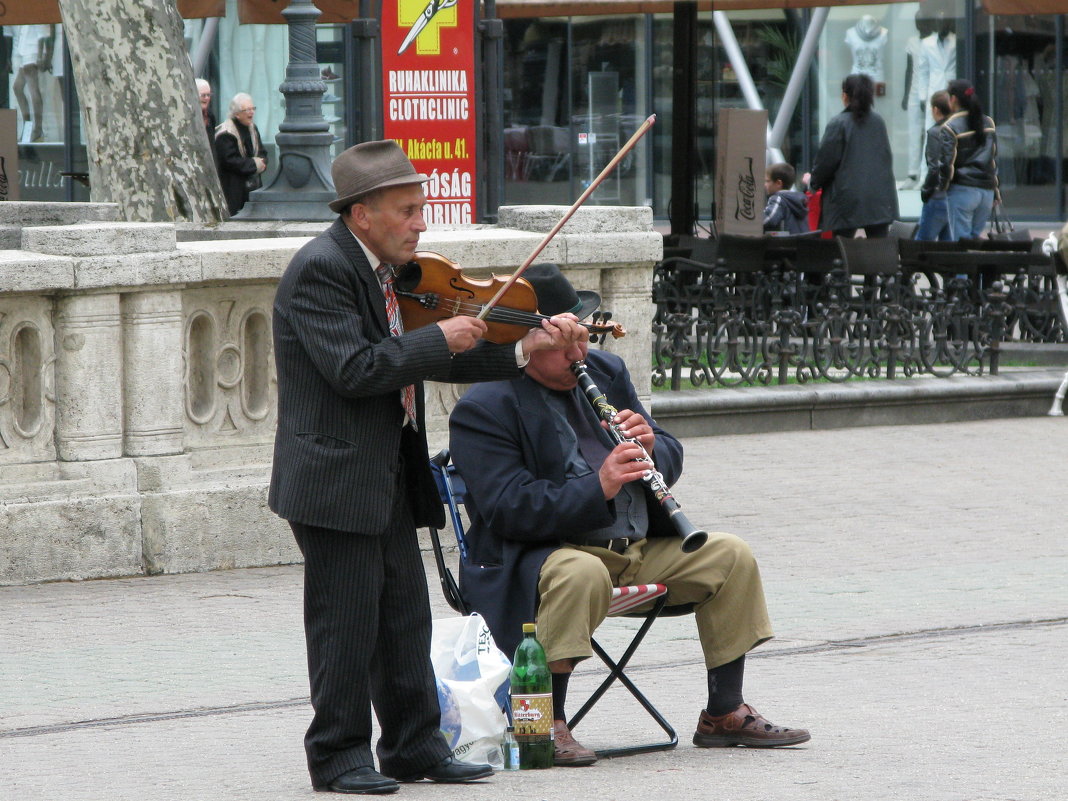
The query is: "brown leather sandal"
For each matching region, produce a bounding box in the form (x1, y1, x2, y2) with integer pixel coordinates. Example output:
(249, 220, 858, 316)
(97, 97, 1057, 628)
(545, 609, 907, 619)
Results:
(693, 704, 811, 748)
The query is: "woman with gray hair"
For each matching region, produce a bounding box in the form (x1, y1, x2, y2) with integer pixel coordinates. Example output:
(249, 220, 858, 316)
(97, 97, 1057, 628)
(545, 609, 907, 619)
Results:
(215, 92, 267, 215)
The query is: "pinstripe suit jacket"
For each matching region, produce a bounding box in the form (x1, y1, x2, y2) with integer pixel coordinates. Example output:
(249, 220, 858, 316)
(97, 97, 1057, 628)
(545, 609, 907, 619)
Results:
(269, 217, 521, 535)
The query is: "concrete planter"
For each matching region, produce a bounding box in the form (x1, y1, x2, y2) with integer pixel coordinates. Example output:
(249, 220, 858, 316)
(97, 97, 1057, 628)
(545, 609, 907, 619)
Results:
(0, 203, 658, 585)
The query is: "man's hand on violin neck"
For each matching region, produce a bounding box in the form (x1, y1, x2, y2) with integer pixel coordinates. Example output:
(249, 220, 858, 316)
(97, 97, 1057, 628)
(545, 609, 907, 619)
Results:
(438, 317, 488, 353)
(519, 315, 588, 359)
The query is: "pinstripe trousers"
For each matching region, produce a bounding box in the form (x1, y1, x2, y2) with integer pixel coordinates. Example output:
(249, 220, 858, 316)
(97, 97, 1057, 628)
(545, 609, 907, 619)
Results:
(291, 480, 451, 785)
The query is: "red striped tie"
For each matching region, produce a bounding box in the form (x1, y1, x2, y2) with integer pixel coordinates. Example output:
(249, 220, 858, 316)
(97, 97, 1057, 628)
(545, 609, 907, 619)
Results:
(376, 264, 418, 429)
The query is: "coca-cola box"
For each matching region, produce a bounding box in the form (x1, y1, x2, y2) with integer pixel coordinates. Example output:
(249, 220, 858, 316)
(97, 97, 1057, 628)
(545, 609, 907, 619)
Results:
(715, 108, 766, 236)
(0, 109, 19, 201)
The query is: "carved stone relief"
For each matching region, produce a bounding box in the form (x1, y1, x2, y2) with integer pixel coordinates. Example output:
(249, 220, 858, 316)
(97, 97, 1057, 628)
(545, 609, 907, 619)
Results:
(0, 298, 56, 464)
(182, 286, 277, 449)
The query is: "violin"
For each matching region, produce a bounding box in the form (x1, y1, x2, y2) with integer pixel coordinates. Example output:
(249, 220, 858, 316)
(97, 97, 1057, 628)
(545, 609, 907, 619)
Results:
(392, 252, 626, 344)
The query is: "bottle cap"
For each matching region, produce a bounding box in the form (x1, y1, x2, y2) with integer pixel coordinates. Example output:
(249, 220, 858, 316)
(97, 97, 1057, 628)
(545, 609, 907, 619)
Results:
(522, 622, 536, 633)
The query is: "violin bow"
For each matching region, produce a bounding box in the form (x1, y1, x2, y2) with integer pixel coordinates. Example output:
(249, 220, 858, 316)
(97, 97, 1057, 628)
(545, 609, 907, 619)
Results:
(476, 113, 657, 321)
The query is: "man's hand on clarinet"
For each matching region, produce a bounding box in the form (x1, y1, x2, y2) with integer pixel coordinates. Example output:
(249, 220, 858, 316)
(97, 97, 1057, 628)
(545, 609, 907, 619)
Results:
(599, 440, 650, 499)
(607, 409, 655, 453)
(520, 314, 588, 358)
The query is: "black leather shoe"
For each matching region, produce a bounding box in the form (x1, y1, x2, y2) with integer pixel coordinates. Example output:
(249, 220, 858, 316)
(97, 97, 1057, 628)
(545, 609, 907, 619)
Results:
(314, 766, 399, 794)
(398, 756, 493, 783)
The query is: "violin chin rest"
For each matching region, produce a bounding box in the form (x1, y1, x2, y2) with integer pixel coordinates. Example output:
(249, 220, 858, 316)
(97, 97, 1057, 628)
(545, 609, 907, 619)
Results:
(393, 260, 422, 292)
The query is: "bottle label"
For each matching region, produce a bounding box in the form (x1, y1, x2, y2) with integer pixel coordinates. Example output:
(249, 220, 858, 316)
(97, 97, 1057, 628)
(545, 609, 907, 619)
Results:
(510, 692, 553, 739)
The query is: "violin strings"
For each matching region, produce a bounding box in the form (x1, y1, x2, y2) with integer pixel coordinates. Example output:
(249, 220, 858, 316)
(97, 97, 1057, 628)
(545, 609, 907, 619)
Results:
(409, 293, 606, 330)
(437, 299, 606, 328)
(445, 298, 546, 324)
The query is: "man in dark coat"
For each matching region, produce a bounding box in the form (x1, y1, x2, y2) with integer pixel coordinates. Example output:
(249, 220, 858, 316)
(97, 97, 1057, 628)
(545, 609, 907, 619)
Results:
(270, 140, 585, 794)
(449, 277, 810, 767)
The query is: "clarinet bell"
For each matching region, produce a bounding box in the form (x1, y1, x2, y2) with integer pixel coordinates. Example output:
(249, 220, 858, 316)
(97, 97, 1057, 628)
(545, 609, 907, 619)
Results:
(672, 509, 708, 553)
(680, 528, 708, 553)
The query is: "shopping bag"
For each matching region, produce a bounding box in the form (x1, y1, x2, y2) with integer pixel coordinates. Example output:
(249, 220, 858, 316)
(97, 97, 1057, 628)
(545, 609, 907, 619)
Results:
(430, 613, 510, 768)
(805, 189, 833, 239)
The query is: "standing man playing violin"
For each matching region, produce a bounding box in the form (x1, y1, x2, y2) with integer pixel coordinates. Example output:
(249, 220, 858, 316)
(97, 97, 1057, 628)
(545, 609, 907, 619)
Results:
(449, 272, 810, 766)
(269, 140, 587, 795)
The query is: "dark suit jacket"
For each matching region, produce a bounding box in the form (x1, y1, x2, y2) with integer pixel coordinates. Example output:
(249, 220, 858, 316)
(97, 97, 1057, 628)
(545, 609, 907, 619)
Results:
(448, 349, 684, 658)
(269, 217, 521, 535)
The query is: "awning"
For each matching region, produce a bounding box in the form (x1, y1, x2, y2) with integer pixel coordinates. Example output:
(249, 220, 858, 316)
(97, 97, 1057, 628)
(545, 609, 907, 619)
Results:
(983, 0, 1068, 12)
(0, 0, 225, 26)
(494, 0, 911, 17)
(7, 0, 1061, 30)
(232, 0, 1068, 24)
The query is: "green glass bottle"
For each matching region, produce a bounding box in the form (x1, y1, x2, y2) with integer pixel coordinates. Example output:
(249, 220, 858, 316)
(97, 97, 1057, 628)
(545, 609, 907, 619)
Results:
(509, 622, 554, 769)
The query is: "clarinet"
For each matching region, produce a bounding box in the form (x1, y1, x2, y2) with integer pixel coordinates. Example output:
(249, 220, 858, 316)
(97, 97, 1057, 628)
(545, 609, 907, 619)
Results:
(570, 360, 708, 553)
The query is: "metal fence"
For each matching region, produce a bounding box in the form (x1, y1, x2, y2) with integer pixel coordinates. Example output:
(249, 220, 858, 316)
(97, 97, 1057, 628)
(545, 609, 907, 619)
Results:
(652, 234, 1065, 390)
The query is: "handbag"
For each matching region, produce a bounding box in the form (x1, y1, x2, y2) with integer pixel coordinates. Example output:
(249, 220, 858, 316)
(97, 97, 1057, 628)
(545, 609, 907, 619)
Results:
(244, 173, 262, 192)
(430, 613, 510, 768)
(988, 202, 1028, 242)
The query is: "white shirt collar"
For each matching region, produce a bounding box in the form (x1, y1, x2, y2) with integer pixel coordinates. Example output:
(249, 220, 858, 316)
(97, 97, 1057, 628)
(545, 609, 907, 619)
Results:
(346, 226, 385, 274)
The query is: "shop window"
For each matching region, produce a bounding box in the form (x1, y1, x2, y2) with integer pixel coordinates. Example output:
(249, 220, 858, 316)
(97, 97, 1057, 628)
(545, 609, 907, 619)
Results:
(976, 10, 1059, 220)
(2, 23, 85, 202)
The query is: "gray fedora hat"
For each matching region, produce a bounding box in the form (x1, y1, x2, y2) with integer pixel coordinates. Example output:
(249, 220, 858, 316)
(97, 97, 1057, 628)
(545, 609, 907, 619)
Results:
(329, 140, 429, 213)
(523, 263, 600, 320)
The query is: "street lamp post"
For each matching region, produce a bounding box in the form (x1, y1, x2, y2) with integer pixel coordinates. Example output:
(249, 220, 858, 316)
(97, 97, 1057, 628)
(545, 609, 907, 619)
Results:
(235, 0, 336, 221)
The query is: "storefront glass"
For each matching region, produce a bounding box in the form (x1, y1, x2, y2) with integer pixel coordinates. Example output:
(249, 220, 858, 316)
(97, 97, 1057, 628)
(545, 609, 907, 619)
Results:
(2, 23, 87, 202)
(812, 2, 963, 223)
(500, 15, 653, 209)
(976, 9, 1061, 220)
(712, 9, 808, 228)
(4, 5, 1068, 223)
(500, 17, 570, 204)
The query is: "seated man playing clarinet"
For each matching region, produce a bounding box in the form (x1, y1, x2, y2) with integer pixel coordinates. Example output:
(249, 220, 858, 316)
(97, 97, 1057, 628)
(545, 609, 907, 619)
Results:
(448, 264, 810, 767)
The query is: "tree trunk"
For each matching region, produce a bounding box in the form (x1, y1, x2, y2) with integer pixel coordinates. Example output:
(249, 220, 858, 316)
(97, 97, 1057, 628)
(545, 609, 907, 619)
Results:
(57, 0, 228, 223)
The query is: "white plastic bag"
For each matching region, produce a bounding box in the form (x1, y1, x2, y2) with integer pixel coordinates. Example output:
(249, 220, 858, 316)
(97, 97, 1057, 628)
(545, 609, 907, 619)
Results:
(430, 613, 511, 768)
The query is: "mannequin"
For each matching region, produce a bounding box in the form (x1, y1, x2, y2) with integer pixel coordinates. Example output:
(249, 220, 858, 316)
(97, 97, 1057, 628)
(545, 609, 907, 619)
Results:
(12, 25, 54, 143)
(899, 14, 934, 189)
(916, 14, 957, 126)
(845, 15, 888, 85)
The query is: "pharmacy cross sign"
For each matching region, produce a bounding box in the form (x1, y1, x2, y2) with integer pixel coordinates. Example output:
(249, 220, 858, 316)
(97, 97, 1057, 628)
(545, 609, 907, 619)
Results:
(397, 0, 459, 55)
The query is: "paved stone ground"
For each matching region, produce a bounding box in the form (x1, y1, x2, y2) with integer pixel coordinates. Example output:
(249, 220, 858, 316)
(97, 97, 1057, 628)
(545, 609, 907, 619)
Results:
(2, 418, 1066, 800)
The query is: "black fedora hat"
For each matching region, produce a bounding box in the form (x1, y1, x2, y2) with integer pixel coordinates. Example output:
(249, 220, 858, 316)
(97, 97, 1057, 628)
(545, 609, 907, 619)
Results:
(329, 140, 428, 213)
(523, 263, 600, 320)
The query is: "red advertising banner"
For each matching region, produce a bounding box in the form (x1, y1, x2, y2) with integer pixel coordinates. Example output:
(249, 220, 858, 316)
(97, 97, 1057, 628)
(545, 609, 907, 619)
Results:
(380, 0, 477, 225)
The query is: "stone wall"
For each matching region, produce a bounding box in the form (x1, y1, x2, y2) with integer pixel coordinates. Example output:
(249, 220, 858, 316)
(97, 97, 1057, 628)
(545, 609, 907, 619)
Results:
(0, 203, 660, 585)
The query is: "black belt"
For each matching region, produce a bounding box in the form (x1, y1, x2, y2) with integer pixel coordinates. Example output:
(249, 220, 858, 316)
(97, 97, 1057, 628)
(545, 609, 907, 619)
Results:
(603, 538, 631, 554)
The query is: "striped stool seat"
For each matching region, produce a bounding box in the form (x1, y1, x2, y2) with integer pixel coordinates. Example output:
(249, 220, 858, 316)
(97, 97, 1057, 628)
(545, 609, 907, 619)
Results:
(609, 584, 668, 616)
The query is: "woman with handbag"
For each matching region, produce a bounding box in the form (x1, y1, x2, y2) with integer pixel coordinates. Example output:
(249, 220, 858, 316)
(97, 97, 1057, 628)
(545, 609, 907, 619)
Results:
(936, 79, 999, 241)
(215, 92, 267, 216)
